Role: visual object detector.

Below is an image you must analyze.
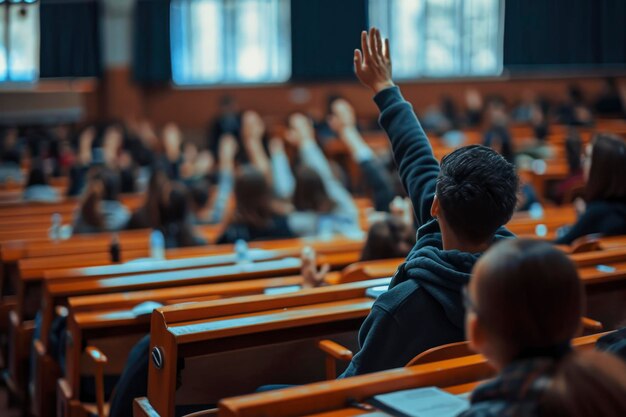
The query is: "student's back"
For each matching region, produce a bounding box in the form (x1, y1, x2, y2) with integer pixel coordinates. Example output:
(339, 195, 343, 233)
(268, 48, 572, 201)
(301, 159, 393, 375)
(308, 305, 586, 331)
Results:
(340, 29, 518, 377)
(217, 165, 294, 244)
(556, 134, 626, 244)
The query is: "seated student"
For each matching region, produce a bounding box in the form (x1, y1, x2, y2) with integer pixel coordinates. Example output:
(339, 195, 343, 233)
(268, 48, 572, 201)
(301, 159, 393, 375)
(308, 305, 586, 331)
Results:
(459, 239, 626, 417)
(555, 133, 626, 244)
(160, 182, 207, 248)
(22, 160, 60, 202)
(217, 165, 294, 243)
(335, 28, 518, 378)
(126, 167, 170, 230)
(557, 84, 594, 127)
(551, 129, 585, 205)
(67, 126, 96, 196)
(191, 134, 236, 225)
(73, 168, 130, 234)
(271, 114, 360, 237)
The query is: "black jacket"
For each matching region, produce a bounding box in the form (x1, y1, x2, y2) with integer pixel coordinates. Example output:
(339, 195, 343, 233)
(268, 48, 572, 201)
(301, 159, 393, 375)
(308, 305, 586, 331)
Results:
(555, 199, 626, 245)
(340, 87, 514, 378)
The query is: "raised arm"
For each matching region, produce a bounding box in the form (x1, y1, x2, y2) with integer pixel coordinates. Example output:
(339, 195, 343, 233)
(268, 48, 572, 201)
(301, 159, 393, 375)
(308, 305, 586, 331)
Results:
(329, 98, 396, 212)
(354, 28, 440, 227)
(210, 134, 237, 224)
(287, 114, 358, 221)
(269, 137, 296, 199)
(241, 110, 271, 180)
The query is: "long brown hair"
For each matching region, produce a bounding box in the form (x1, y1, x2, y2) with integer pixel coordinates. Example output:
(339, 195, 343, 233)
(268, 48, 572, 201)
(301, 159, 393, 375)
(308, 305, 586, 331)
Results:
(540, 350, 626, 417)
(292, 165, 335, 213)
(232, 165, 276, 228)
(79, 168, 120, 229)
(141, 169, 170, 229)
(585, 134, 626, 202)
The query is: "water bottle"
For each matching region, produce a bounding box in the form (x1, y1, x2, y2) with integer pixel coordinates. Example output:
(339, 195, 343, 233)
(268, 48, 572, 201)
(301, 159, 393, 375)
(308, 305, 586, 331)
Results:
(234, 239, 250, 265)
(110, 233, 121, 263)
(150, 229, 165, 260)
(48, 213, 62, 241)
(529, 202, 544, 220)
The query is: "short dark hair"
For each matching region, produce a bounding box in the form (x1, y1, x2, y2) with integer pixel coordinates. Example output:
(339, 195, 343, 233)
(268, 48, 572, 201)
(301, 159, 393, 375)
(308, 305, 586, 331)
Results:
(585, 133, 626, 202)
(437, 145, 518, 243)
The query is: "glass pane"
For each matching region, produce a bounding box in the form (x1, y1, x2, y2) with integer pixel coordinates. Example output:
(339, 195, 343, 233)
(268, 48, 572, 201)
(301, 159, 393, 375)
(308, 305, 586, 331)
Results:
(233, 0, 290, 82)
(369, 0, 502, 78)
(8, 2, 39, 81)
(0, 6, 8, 81)
(171, 0, 223, 84)
(171, 0, 290, 85)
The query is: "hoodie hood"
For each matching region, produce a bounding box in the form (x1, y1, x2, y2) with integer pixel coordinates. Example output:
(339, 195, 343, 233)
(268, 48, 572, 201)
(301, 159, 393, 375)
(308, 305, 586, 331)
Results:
(401, 246, 478, 329)
(389, 219, 514, 329)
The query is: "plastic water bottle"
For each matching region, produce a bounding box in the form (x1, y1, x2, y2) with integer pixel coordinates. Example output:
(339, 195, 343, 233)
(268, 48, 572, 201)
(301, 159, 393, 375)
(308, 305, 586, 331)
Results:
(234, 239, 250, 265)
(110, 233, 121, 263)
(48, 213, 62, 241)
(529, 202, 544, 220)
(150, 229, 165, 260)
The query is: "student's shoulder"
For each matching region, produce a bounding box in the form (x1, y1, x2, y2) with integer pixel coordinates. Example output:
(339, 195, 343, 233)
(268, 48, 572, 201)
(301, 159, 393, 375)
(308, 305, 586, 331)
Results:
(374, 279, 425, 315)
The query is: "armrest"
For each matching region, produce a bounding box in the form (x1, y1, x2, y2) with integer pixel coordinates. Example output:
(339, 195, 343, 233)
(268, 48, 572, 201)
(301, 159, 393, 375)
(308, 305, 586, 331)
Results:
(318, 340, 353, 361)
(581, 317, 603, 332)
(85, 346, 108, 417)
(318, 340, 353, 381)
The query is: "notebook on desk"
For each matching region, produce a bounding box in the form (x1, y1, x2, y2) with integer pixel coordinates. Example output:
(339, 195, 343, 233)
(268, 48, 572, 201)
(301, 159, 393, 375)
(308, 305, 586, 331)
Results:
(368, 387, 469, 417)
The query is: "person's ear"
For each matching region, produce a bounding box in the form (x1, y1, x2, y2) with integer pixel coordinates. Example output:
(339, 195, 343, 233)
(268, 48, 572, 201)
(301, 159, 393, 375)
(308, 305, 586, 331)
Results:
(467, 313, 486, 354)
(430, 195, 440, 219)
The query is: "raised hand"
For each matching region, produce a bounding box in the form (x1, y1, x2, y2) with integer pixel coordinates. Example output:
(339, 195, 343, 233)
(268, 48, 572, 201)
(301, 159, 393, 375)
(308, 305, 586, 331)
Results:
(390, 196, 414, 228)
(163, 123, 182, 162)
(328, 98, 357, 133)
(219, 133, 238, 162)
(354, 28, 394, 93)
(286, 113, 315, 147)
(241, 110, 265, 143)
(301, 246, 330, 289)
(78, 126, 96, 166)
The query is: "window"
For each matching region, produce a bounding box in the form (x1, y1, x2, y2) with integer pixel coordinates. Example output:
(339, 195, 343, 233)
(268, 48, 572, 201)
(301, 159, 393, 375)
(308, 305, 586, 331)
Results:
(171, 0, 291, 85)
(369, 0, 503, 78)
(0, 0, 39, 82)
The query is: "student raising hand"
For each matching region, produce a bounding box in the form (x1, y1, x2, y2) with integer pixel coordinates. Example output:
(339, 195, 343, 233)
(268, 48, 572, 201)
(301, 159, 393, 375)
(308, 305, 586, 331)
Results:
(328, 99, 357, 132)
(286, 113, 316, 146)
(301, 246, 330, 289)
(354, 28, 394, 94)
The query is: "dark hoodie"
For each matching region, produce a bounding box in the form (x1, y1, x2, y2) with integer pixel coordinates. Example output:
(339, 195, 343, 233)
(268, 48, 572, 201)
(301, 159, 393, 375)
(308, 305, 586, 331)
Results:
(339, 87, 513, 378)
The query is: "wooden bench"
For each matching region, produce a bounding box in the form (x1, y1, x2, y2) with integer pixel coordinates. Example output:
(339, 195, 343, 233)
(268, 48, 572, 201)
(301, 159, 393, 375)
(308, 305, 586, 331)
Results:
(51, 264, 399, 417)
(31, 253, 382, 417)
(213, 332, 609, 417)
